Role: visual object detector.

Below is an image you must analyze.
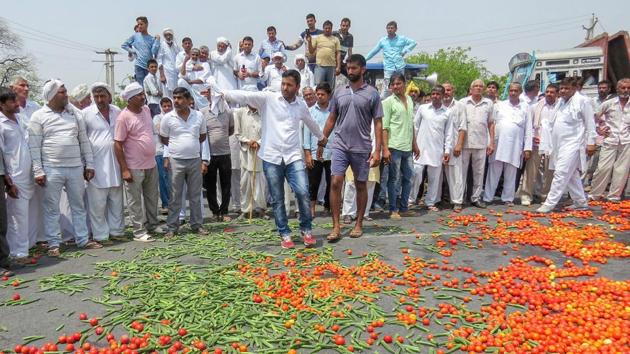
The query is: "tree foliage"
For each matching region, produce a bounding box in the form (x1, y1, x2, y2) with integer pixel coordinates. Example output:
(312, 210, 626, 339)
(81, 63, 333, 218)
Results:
(0, 19, 39, 96)
(407, 47, 507, 99)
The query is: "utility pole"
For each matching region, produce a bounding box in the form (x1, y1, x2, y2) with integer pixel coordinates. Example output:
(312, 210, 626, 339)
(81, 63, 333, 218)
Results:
(582, 13, 598, 41)
(94, 49, 121, 94)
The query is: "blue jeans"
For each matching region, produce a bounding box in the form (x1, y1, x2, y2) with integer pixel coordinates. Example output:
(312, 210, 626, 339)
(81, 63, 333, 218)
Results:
(134, 65, 148, 86)
(262, 159, 312, 237)
(42, 166, 89, 247)
(314, 66, 336, 88)
(155, 155, 170, 208)
(387, 149, 413, 212)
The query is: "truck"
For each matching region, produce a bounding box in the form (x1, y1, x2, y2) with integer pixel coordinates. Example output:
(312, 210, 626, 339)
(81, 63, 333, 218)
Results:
(504, 30, 630, 98)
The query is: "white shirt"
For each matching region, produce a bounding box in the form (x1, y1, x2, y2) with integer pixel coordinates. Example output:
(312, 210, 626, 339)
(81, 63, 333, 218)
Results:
(157, 41, 180, 75)
(460, 96, 494, 149)
(83, 104, 122, 188)
(153, 113, 165, 156)
(444, 99, 467, 166)
(210, 47, 237, 91)
(597, 97, 630, 146)
(297, 67, 315, 89)
(233, 51, 262, 91)
(262, 65, 286, 92)
(224, 90, 323, 165)
(160, 109, 207, 159)
(490, 100, 532, 168)
(549, 94, 597, 173)
(180, 60, 211, 84)
(415, 103, 453, 167)
(18, 100, 41, 119)
(143, 72, 162, 105)
(0, 112, 34, 196)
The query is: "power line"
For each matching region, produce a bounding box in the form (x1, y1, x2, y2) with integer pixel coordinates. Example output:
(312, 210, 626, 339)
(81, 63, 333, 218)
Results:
(16, 32, 96, 53)
(0, 16, 100, 52)
(418, 14, 590, 43)
(425, 27, 577, 51)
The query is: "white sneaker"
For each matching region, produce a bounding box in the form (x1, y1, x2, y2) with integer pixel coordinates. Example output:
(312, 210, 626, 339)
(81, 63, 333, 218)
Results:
(536, 204, 554, 213)
(134, 234, 155, 243)
(566, 201, 589, 211)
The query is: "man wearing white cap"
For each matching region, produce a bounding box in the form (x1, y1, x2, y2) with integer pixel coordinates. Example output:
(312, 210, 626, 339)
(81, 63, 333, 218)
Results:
(83, 83, 125, 245)
(156, 28, 180, 99)
(114, 82, 162, 242)
(294, 54, 315, 89)
(28, 80, 100, 256)
(261, 52, 287, 92)
(211, 37, 237, 91)
(70, 83, 92, 109)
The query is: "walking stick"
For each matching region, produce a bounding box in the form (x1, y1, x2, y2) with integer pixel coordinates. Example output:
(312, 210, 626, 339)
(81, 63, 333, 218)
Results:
(249, 146, 258, 222)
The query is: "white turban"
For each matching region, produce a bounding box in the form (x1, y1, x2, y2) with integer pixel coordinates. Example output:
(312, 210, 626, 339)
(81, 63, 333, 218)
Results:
(70, 84, 90, 101)
(216, 37, 229, 45)
(42, 79, 64, 102)
(204, 77, 229, 115)
(163, 28, 174, 36)
(90, 82, 112, 98)
(294, 54, 306, 65)
(120, 82, 144, 101)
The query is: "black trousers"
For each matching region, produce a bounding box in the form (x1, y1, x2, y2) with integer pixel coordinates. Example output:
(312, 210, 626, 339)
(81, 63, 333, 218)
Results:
(0, 178, 10, 269)
(307, 160, 332, 209)
(204, 154, 232, 215)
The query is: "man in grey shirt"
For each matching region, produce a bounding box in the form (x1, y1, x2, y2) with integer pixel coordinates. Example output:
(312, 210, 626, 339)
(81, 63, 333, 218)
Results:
(201, 89, 234, 222)
(28, 80, 102, 257)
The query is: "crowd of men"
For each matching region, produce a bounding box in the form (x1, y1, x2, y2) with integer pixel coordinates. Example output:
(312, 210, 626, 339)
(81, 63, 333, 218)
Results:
(0, 14, 628, 277)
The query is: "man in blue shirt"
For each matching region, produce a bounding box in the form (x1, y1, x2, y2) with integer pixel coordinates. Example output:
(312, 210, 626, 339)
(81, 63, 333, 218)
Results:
(258, 26, 287, 61)
(365, 21, 417, 97)
(121, 16, 161, 85)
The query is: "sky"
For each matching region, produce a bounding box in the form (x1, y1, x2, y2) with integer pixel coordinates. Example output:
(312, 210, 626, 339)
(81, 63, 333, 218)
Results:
(2, 0, 627, 94)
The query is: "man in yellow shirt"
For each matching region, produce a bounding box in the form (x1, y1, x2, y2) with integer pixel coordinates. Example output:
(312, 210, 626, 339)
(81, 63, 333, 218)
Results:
(307, 20, 341, 89)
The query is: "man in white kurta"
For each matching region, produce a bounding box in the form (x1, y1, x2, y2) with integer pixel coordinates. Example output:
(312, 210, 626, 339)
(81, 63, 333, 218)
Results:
(411, 86, 453, 210)
(83, 83, 125, 244)
(589, 78, 630, 201)
(177, 48, 211, 109)
(443, 83, 467, 210)
(211, 38, 237, 91)
(234, 106, 267, 216)
(537, 78, 597, 213)
(0, 89, 40, 261)
(483, 83, 532, 205)
(460, 79, 495, 208)
(156, 28, 180, 99)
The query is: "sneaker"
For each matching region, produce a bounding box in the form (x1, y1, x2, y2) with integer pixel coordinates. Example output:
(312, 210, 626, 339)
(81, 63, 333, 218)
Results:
(472, 201, 487, 209)
(536, 204, 554, 213)
(520, 199, 531, 206)
(566, 201, 589, 211)
(134, 234, 156, 243)
(280, 235, 295, 249)
(453, 204, 462, 211)
(389, 212, 402, 220)
(302, 231, 316, 247)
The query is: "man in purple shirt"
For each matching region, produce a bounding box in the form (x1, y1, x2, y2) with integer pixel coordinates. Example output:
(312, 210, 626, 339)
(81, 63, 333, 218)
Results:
(318, 54, 383, 241)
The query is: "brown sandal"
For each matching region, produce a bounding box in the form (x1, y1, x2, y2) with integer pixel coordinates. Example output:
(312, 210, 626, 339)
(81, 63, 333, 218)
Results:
(349, 229, 363, 238)
(327, 231, 342, 242)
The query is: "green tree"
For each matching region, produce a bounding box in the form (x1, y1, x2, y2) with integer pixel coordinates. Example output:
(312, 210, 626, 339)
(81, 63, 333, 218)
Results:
(407, 47, 507, 99)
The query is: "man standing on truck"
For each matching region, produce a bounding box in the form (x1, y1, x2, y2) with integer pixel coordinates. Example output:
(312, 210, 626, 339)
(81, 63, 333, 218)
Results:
(365, 21, 417, 98)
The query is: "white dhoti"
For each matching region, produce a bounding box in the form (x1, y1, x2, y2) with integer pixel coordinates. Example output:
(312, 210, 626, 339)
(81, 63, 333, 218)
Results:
(410, 164, 442, 206)
(409, 164, 425, 205)
(483, 161, 518, 203)
(589, 143, 630, 201)
(445, 156, 464, 205)
(543, 153, 587, 207)
(240, 169, 267, 213)
(342, 181, 376, 218)
(230, 169, 241, 211)
(461, 148, 486, 203)
(86, 184, 125, 241)
(6, 186, 41, 258)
